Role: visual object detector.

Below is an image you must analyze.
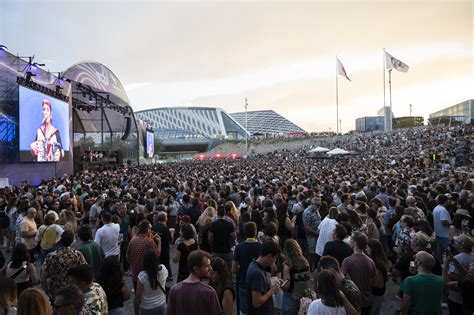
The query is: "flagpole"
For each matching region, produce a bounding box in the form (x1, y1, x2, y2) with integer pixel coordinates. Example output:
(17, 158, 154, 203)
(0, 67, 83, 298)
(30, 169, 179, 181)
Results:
(336, 57, 339, 135)
(388, 69, 393, 132)
(383, 48, 387, 132)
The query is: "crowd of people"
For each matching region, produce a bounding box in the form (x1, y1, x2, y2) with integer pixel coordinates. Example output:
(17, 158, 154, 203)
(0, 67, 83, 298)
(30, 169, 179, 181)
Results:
(0, 124, 471, 315)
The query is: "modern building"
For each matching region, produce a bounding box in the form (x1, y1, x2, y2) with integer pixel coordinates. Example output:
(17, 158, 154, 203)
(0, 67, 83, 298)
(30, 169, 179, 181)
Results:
(134, 107, 249, 152)
(355, 116, 385, 132)
(429, 100, 473, 125)
(230, 110, 307, 136)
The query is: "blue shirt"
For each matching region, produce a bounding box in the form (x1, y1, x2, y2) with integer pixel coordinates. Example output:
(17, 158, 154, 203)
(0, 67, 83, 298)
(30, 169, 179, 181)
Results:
(433, 205, 451, 238)
(246, 260, 274, 315)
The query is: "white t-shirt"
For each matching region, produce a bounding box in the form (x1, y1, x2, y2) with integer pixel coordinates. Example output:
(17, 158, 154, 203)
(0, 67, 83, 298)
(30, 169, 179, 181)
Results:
(307, 299, 346, 315)
(94, 223, 120, 257)
(315, 217, 338, 256)
(138, 266, 168, 309)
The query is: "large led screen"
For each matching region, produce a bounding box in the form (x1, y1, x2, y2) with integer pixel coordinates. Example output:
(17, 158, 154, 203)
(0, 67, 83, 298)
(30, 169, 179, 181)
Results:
(19, 86, 70, 162)
(146, 131, 154, 158)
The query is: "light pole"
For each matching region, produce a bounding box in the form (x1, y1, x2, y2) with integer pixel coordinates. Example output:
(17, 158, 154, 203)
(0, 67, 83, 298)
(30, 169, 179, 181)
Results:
(245, 97, 248, 156)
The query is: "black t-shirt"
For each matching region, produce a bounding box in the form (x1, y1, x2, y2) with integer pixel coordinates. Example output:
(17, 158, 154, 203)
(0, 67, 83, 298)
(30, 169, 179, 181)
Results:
(209, 219, 235, 254)
(322, 240, 353, 266)
(233, 241, 262, 285)
(246, 260, 273, 315)
(152, 222, 172, 254)
(177, 241, 198, 282)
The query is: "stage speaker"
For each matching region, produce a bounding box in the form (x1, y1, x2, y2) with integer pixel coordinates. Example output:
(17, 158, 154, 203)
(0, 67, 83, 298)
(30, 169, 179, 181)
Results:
(121, 117, 131, 141)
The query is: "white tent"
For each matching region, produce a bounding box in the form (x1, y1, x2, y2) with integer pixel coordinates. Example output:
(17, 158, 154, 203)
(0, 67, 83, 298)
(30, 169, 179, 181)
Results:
(309, 146, 330, 153)
(327, 148, 350, 156)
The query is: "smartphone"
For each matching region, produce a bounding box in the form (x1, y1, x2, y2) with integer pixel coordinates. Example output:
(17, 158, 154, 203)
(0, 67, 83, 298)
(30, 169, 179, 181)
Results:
(280, 279, 289, 288)
(409, 261, 415, 268)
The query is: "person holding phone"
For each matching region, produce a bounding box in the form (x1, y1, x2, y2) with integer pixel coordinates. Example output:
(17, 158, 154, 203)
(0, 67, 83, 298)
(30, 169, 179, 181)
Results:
(30, 99, 63, 162)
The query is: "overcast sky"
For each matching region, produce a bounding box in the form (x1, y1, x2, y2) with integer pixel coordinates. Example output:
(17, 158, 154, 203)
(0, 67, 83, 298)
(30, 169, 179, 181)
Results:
(1, 0, 472, 132)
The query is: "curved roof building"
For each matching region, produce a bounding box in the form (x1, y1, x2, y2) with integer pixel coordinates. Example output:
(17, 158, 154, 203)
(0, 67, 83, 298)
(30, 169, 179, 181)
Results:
(135, 107, 249, 152)
(230, 110, 307, 136)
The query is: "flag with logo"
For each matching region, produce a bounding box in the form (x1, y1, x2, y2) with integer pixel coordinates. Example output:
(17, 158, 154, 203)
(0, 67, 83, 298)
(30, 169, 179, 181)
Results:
(385, 51, 409, 72)
(337, 58, 351, 81)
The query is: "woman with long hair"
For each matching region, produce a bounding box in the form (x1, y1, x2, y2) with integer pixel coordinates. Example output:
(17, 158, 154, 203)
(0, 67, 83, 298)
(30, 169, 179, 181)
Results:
(225, 200, 240, 227)
(97, 256, 130, 315)
(16, 288, 51, 315)
(2, 243, 38, 296)
(277, 203, 295, 247)
(367, 239, 388, 315)
(281, 239, 310, 315)
(307, 270, 347, 315)
(196, 206, 215, 252)
(0, 277, 17, 314)
(58, 209, 77, 234)
(209, 257, 235, 315)
(134, 250, 168, 315)
(173, 223, 198, 282)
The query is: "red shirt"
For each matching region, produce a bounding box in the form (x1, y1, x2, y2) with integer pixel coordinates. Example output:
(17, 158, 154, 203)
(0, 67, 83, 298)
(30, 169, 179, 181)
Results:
(127, 234, 160, 282)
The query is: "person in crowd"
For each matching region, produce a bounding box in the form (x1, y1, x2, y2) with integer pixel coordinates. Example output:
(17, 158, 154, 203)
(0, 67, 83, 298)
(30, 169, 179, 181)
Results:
(307, 269, 359, 315)
(246, 241, 281, 315)
(5, 196, 19, 253)
(152, 211, 173, 281)
(276, 202, 295, 247)
(303, 197, 321, 271)
(232, 222, 262, 315)
(97, 256, 130, 315)
(209, 257, 235, 315)
(341, 232, 376, 315)
(281, 239, 310, 315)
(35, 212, 63, 263)
(315, 207, 339, 261)
(77, 224, 105, 279)
(394, 215, 415, 257)
(196, 206, 215, 253)
(0, 277, 17, 314)
(367, 239, 388, 315)
(322, 223, 353, 267)
(127, 220, 161, 290)
(116, 202, 132, 274)
(53, 286, 84, 315)
(89, 195, 104, 233)
(209, 205, 236, 271)
(166, 250, 223, 315)
(400, 251, 444, 315)
(94, 211, 120, 259)
(17, 288, 51, 315)
(317, 256, 361, 313)
(444, 259, 474, 315)
(134, 250, 168, 315)
(41, 230, 86, 301)
(445, 233, 474, 315)
(67, 264, 108, 314)
(433, 194, 452, 262)
(173, 223, 198, 282)
(2, 243, 38, 296)
(19, 207, 38, 262)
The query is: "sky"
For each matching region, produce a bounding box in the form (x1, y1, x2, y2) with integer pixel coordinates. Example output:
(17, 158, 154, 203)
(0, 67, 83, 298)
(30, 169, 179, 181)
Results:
(0, 0, 472, 132)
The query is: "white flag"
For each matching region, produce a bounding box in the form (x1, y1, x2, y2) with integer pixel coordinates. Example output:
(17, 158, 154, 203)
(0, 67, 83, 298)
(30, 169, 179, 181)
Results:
(385, 51, 409, 72)
(337, 58, 351, 81)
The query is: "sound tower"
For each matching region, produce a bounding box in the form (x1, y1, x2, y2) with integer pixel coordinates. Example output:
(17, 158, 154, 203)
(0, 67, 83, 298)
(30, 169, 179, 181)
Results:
(121, 117, 131, 141)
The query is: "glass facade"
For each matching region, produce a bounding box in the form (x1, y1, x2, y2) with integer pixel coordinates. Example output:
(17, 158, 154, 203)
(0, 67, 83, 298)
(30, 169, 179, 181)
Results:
(230, 110, 307, 136)
(355, 116, 385, 132)
(429, 100, 473, 124)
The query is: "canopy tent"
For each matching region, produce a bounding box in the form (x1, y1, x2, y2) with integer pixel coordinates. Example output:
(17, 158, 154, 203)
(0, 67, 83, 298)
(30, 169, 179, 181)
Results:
(309, 146, 330, 153)
(327, 148, 350, 156)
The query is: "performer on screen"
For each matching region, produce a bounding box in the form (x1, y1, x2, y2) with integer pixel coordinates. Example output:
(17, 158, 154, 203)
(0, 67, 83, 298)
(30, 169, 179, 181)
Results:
(30, 99, 64, 162)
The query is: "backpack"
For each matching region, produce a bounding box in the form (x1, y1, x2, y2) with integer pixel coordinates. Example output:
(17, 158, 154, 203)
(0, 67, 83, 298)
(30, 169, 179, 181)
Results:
(291, 269, 311, 300)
